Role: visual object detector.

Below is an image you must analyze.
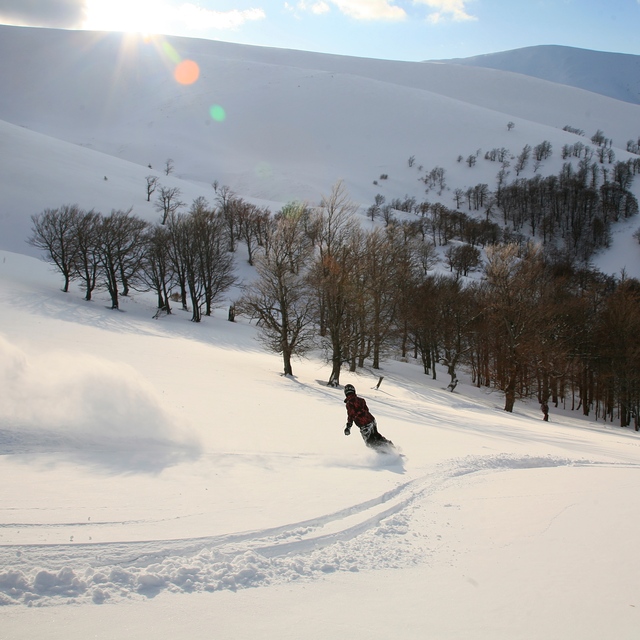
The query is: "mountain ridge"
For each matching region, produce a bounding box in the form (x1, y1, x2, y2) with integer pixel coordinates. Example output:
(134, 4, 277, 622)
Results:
(434, 44, 640, 105)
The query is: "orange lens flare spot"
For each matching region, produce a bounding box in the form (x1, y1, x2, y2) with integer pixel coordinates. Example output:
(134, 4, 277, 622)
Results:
(174, 59, 200, 85)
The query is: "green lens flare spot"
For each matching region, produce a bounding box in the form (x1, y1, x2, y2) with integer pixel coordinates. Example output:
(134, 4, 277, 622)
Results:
(162, 41, 182, 64)
(209, 105, 226, 122)
(256, 161, 272, 179)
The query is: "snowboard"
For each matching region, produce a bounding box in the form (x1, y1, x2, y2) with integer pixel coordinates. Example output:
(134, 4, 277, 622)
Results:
(367, 438, 396, 454)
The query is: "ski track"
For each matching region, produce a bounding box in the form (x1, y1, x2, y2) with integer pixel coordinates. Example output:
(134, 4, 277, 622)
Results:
(1, 454, 638, 606)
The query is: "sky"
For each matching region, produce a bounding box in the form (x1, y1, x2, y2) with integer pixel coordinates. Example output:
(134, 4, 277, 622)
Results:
(0, 0, 638, 62)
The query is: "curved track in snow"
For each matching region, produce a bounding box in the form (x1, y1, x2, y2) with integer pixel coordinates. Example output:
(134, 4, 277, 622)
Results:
(2, 454, 637, 606)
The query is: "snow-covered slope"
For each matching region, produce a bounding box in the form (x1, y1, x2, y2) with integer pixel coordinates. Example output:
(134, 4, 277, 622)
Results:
(437, 45, 640, 105)
(0, 118, 222, 258)
(2, 247, 640, 637)
(1, 26, 639, 270)
(2, 26, 640, 639)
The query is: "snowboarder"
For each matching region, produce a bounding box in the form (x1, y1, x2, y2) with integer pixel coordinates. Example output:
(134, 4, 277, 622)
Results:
(343, 384, 393, 451)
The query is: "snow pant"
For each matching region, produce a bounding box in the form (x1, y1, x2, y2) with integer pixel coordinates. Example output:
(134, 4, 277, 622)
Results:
(358, 420, 393, 449)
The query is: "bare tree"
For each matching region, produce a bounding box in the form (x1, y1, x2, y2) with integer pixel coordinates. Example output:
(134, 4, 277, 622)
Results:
(140, 224, 174, 314)
(483, 243, 548, 412)
(145, 175, 159, 202)
(237, 201, 271, 266)
(28, 205, 82, 292)
(310, 181, 360, 386)
(71, 208, 101, 301)
(367, 193, 385, 222)
(515, 144, 531, 176)
(533, 140, 553, 161)
(168, 201, 236, 322)
(215, 185, 239, 252)
(361, 228, 402, 369)
(445, 243, 481, 278)
(166, 212, 190, 311)
(436, 275, 478, 391)
(238, 206, 315, 376)
(155, 186, 184, 225)
(192, 204, 237, 319)
(96, 209, 148, 310)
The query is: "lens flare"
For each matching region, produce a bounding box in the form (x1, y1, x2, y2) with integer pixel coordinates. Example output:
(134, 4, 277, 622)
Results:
(256, 161, 273, 179)
(174, 59, 200, 85)
(209, 105, 226, 122)
(162, 41, 182, 64)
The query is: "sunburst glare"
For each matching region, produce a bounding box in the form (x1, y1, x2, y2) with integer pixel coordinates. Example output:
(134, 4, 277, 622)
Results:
(84, 0, 172, 35)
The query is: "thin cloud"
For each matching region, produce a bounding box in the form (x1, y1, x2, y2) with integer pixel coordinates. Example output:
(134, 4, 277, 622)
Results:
(80, 1, 265, 34)
(416, 0, 477, 23)
(285, 1, 330, 16)
(287, 0, 406, 21)
(0, 0, 86, 27)
(177, 4, 266, 31)
(309, 1, 330, 15)
(332, 0, 406, 20)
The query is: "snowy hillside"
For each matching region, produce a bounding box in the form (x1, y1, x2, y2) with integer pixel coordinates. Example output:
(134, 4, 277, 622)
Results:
(2, 26, 640, 640)
(1, 25, 640, 267)
(3, 247, 640, 638)
(437, 45, 640, 105)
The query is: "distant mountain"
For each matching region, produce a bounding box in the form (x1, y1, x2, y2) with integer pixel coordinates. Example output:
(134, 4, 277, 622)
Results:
(434, 45, 640, 105)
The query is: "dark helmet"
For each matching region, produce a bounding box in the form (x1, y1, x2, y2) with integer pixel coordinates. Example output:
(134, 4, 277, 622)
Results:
(344, 384, 356, 396)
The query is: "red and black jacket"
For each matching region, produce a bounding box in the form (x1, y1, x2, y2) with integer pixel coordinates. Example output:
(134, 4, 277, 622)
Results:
(345, 394, 374, 428)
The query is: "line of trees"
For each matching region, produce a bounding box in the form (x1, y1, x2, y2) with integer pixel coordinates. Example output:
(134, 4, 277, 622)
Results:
(373, 159, 640, 264)
(29, 180, 640, 428)
(234, 183, 640, 428)
(28, 201, 237, 321)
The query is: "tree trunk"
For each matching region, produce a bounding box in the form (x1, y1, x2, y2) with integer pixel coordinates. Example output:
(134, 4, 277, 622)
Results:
(283, 348, 293, 377)
(504, 375, 517, 412)
(105, 263, 119, 309)
(328, 351, 341, 387)
(189, 288, 201, 322)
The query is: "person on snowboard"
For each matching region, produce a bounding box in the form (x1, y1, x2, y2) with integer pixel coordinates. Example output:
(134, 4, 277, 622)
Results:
(343, 384, 393, 450)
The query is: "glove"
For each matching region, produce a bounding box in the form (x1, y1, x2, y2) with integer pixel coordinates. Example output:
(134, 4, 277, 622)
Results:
(344, 424, 351, 436)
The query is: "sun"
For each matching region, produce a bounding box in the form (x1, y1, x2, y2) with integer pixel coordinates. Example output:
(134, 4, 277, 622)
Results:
(83, 0, 172, 35)
(82, 0, 205, 87)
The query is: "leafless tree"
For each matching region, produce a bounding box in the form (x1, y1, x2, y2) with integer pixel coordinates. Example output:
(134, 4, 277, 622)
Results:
(71, 208, 101, 301)
(155, 186, 184, 225)
(28, 205, 82, 292)
(145, 175, 159, 202)
(140, 224, 174, 314)
(236, 201, 271, 266)
(214, 185, 238, 252)
(96, 209, 149, 309)
(169, 200, 236, 322)
(238, 206, 315, 376)
(515, 144, 531, 176)
(483, 242, 548, 412)
(361, 228, 402, 369)
(310, 181, 360, 386)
